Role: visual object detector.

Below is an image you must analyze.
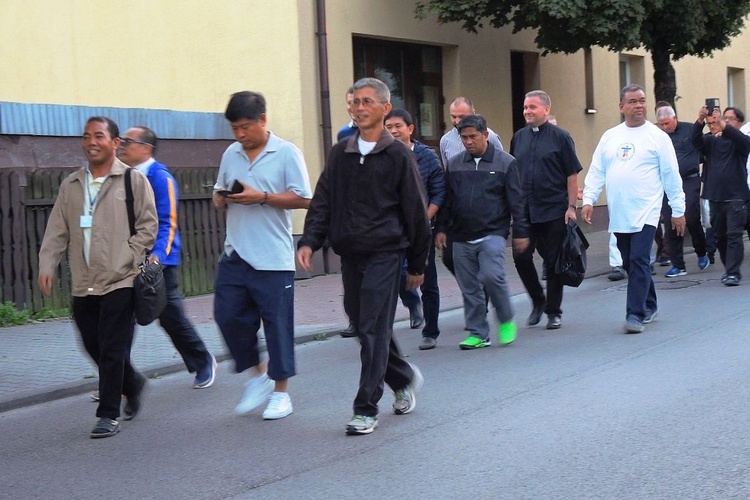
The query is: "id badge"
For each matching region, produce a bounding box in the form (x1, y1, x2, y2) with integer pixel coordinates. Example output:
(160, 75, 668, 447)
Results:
(80, 215, 93, 228)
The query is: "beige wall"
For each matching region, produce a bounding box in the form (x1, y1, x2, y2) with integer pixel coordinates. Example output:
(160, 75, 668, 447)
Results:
(3, 0, 750, 216)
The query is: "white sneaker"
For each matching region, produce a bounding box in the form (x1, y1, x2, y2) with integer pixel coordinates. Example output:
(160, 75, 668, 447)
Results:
(393, 363, 424, 415)
(234, 374, 274, 415)
(262, 392, 293, 420)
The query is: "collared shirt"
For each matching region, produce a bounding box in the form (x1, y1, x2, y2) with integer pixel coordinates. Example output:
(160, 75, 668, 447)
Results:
(134, 157, 156, 176)
(510, 121, 582, 224)
(215, 131, 312, 271)
(583, 121, 685, 233)
(439, 127, 504, 168)
(82, 170, 106, 265)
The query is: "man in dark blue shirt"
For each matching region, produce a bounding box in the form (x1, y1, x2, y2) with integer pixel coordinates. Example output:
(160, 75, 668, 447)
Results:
(655, 105, 709, 277)
(385, 108, 446, 350)
(510, 91, 582, 330)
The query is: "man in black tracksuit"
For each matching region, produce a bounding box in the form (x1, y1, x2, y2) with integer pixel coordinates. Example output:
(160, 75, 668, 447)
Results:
(436, 114, 530, 350)
(297, 77, 431, 435)
(693, 106, 750, 286)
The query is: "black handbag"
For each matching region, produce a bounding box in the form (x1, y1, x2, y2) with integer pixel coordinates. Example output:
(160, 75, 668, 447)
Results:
(555, 220, 590, 287)
(125, 168, 167, 325)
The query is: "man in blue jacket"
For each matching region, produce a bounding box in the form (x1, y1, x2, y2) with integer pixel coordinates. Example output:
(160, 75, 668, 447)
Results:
(385, 108, 446, 350)
(119, 126, 217, 394)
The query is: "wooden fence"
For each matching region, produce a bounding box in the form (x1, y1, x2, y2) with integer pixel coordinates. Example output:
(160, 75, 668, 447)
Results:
(0, 167, 224, 313)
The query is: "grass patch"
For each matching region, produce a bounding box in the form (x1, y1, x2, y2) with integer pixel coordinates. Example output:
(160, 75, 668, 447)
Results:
(31, 307, 70, 321)
(0, 302, 29, 327)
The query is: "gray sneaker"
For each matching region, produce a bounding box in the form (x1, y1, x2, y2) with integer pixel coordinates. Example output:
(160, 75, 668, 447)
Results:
(643, 308, 659, 324)
(624, 316, 644, 333)
(393, 363, 424, 415)
(346, 415, 378, 435)
(608, 266, 627, 281)
(418, 337, 437, 350)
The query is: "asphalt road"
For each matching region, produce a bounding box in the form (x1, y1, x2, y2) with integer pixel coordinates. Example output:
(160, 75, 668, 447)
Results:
(2, 270, 749, 500)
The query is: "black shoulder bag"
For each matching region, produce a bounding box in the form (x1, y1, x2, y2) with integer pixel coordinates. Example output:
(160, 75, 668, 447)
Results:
(125, 168, 167, 325)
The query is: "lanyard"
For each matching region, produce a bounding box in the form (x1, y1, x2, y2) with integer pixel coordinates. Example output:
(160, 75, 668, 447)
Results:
(85, 166, 100, 215)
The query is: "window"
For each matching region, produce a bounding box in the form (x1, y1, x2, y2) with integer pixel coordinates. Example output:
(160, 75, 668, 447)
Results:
(728, 67, 745, 111)
(353, 37, 443, 146)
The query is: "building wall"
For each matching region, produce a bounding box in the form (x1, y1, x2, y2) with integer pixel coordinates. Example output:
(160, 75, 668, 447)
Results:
(2, 0, 750, 215)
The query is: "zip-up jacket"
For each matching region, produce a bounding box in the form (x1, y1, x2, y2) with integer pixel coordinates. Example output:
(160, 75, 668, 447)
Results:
(144, 160, 182, 266)
(437, 143, 529, 241)
(38, 159, 157, 296)
(299, 129, 431, 275)
(693, 121, 750, 201)
(412, 140, 446, 214)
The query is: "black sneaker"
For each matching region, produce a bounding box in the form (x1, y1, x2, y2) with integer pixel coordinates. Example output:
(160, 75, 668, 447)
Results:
(90, 418, 120, 438)
(723, 274, 741, 286)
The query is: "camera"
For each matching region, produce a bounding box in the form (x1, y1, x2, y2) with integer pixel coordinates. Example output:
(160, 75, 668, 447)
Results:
(705, 97, 721, 114)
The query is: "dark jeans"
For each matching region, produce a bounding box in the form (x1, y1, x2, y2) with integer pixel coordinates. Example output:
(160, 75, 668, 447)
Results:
(709, 200, 747, 277)
(158, 265, 211, 373)
(72, 288, 144, 420)
(342, 251, 415, 417)
(662, 176, 707, 269)
(399, 231, 440, 339)
(616, 225, 658, 321)
(655, 218, 670, 260)
(214, 251, 295, 381)
(513, 217, 566, 316)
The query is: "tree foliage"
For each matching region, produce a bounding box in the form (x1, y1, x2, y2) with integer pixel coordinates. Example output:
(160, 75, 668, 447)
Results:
(416, 0, 750, 104)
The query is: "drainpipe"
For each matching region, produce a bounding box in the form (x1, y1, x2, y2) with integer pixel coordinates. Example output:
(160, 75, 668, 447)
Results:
(315, 0, 333, 161)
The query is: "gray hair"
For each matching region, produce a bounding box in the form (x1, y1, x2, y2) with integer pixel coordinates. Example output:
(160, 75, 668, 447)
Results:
(656, 106, 676, 120)
(525, 90, 551, 108)
(352, 77, 390, 103)
(620, 84, 645, 103)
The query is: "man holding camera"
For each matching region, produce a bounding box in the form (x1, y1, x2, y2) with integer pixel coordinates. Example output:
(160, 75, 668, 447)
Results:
(692, 104, 750, 286)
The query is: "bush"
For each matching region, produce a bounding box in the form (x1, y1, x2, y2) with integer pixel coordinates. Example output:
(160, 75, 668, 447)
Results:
(0, 301, 30, 327)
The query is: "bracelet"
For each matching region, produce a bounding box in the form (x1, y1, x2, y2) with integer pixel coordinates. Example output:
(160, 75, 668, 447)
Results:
(260, 191, 268, 205)
(569, 204, 577, 209)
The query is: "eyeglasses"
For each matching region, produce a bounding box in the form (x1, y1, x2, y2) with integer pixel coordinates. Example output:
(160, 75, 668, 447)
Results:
(351, 97, 385, 107)
(724, 116, 739, 122)
(120, 138, 153, 147)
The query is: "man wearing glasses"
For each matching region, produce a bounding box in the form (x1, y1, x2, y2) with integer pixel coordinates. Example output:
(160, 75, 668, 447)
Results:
(298, 77, 430, 435)
(692, 106, 750, 286)
(654, 105, 710, 278)
(118, 126, 217, 396)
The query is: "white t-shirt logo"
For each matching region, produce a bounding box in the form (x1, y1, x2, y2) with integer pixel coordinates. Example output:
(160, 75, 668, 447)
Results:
(618, 143, 635, 161)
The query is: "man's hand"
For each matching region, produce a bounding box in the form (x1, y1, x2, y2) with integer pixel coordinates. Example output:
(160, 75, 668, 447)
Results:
(672, 216, 686, 237)
(297, 246, 313, 272)
(581, 204, 594, 224)
(512, 237, 530, 253)
(38, 274, 53, 297)
(212, 191, 227, 208)
(698, 106, 708, 124)
(225, 181, 266, 205)
(147, 254, 160, 265)
(565, 205, 577, 224)
(405, 273, 424, 290)
(435, 232, 447, 250)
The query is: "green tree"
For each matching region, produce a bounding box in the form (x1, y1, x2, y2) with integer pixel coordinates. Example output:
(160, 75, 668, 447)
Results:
(416, 0, 750, 106)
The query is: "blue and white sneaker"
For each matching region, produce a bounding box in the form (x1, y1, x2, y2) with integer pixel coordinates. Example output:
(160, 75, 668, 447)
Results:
(193, 354, 218, 389)
(665, 266, 687, 278)
(698, 255, 710, 270)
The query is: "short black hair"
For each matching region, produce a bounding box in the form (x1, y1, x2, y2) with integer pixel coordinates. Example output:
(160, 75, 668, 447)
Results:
(724, 106, 745, 123)
(134, 125, 158, 153)
(85, 116, 119, 139)
(457, 114, 487, 133)
(225, 91, 266, 122)
(384, 108, 413, 127)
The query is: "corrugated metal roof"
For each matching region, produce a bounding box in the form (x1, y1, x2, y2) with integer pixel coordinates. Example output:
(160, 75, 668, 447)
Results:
(0, 101, 233, 140)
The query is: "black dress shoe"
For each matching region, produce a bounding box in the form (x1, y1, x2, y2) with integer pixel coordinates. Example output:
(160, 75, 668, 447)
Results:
(546, 315, 561, 330)
(409, 304, 424, 329)
(527, 303, 545, 326)
(340, 323, 357, 338)
(123, 375, 147, 421)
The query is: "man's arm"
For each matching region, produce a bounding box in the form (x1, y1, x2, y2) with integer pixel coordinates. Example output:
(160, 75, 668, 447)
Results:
(400, 153, 431, 277)
(505, 158, 530, 252)
(423, 148, 446, 218)
(565, 174, 578, 223)
(38, 186, 71, 296)
(148, 167, 179, 263)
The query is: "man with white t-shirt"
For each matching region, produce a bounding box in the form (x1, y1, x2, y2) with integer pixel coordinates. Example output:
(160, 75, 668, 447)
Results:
(582, 84, 686, 334)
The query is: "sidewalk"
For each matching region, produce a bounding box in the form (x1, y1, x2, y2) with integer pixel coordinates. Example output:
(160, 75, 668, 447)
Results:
(0, 229, 617, 412)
